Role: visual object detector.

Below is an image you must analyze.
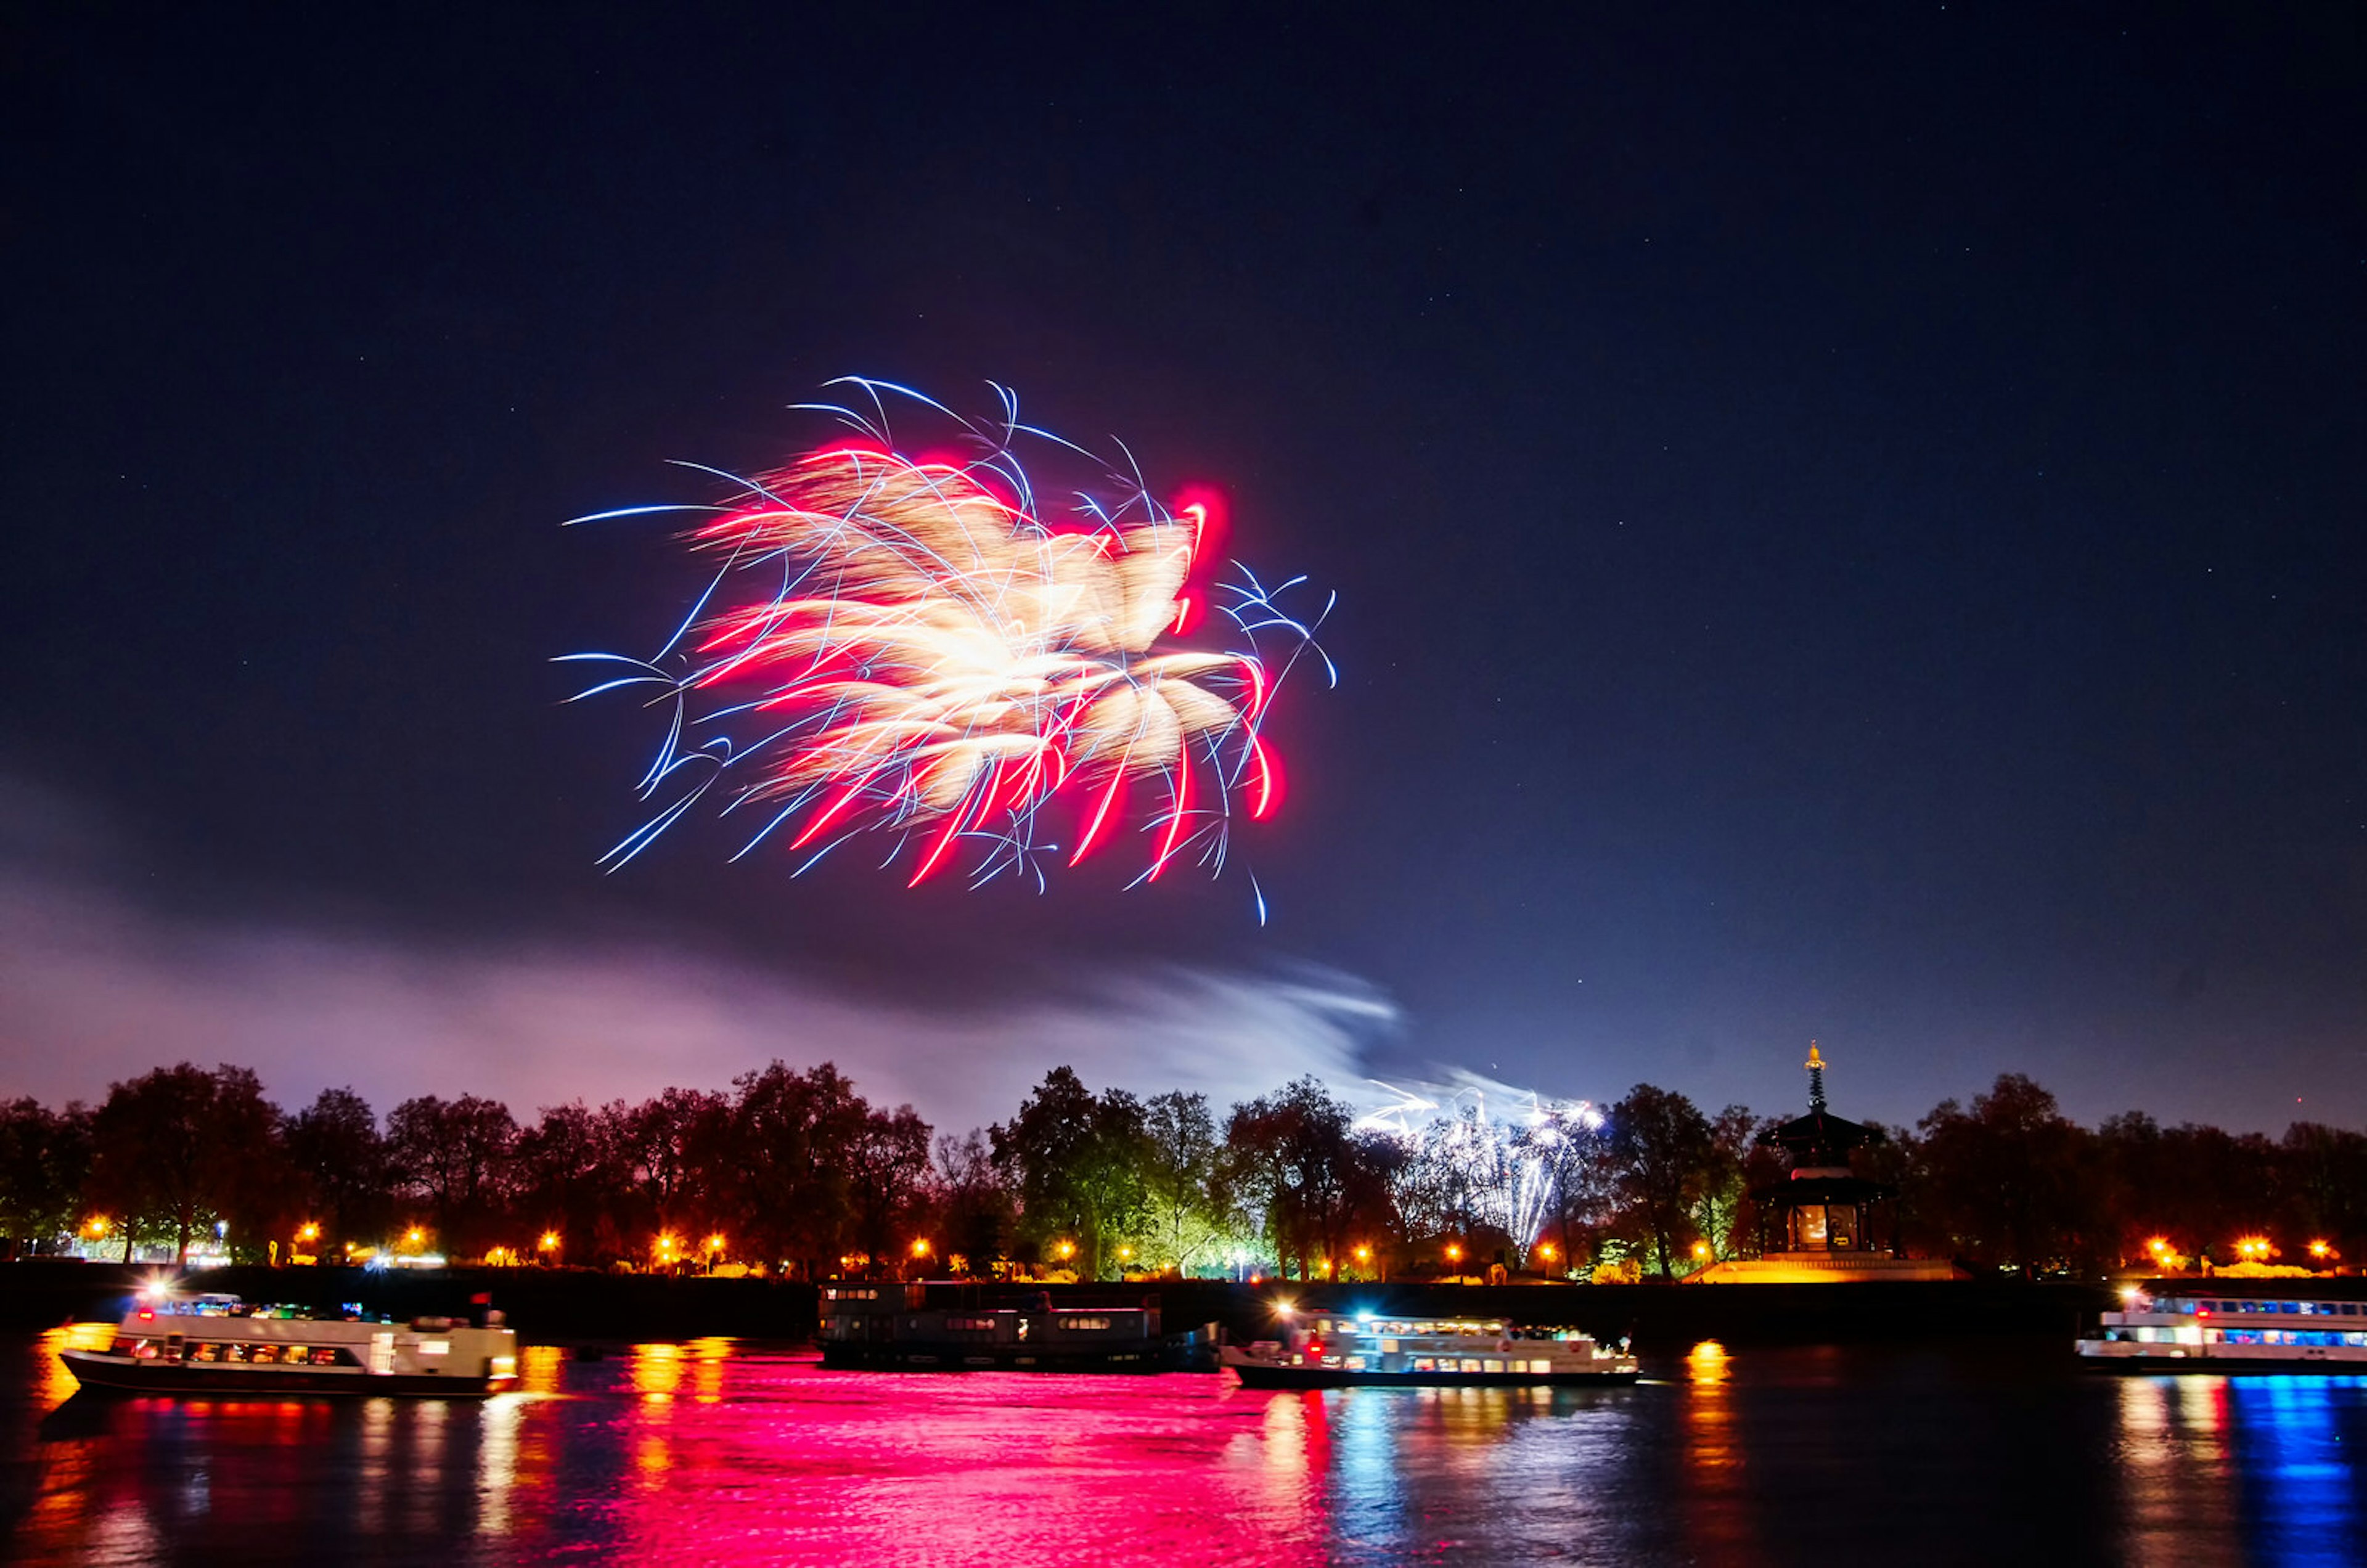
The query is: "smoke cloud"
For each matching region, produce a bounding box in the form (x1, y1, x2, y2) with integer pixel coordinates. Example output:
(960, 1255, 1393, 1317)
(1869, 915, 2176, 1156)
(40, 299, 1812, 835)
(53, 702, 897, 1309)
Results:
(0, 776, 1397, 1131)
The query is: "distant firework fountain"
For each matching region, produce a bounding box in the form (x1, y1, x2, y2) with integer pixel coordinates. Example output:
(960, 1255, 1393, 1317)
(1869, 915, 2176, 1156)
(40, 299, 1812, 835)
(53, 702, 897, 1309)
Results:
(1353, 1077, 1605, 1254)
(562, 380, 1334, 919)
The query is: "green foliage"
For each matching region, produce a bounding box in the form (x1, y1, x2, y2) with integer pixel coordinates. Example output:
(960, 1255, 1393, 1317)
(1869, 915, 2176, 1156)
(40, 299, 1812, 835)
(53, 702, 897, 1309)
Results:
(1602, 1084, 1715, 1278)
(17, 1056, 2365, 1283)
(990, 1067, 1150, 1279)
(1135, 1091, 1227, 1275)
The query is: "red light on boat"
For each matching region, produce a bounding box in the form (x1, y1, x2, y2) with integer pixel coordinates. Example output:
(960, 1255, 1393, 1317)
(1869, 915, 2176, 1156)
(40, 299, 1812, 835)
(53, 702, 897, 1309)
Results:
(137, 1310, 153, 1320)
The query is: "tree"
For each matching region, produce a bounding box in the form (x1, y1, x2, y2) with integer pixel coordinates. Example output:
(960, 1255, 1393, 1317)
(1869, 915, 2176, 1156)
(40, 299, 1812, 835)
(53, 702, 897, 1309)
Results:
(2278, 1122, 2367, 1259)
(0, 1098, 92, 1257)
(386, 1093, 518, 1253)
(928, 1137, 1013, 1288)
(1688, 1105, 1759, 1263)
(1602, 1084, 1715, 1278)
(991, 1067, 1151, 1279)
(1910, 1074, 2098, 1275)
(513, 1099, 637, 1260)
(1223, 1076, 1362, 1279)
(845, 1103, 934, 1268)
(86, 1064, 282, 1264)
(927, 1129, 1013, 1274)
(730, 1061, 872, 1275)
(282, 1087, 391, 1248)
(621, 1087, 734, 1251)
(1138, 1091, 1227, 1276)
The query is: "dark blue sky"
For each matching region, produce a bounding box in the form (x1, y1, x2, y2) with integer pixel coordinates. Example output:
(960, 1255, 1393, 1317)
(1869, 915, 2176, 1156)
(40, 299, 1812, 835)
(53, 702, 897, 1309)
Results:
(4, 6, 2361, 1132)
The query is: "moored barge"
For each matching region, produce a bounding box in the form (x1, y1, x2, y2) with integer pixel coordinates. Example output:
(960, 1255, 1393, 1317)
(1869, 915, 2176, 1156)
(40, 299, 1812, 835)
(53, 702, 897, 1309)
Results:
(819, 1284, 1217, 1372)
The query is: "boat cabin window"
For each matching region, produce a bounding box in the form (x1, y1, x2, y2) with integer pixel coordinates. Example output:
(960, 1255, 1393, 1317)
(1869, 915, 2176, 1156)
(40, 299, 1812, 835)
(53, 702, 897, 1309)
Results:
(1055, 1317, 1111, 1331)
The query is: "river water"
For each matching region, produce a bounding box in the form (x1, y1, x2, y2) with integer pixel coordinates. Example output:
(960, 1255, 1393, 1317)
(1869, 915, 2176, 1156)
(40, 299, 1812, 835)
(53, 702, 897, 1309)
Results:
(2, 1327, 2361, 1565)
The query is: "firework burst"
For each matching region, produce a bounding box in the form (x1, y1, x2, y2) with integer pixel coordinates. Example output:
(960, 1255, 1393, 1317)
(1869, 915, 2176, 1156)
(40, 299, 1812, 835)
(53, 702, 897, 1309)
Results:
(562, 380, 1333, 915)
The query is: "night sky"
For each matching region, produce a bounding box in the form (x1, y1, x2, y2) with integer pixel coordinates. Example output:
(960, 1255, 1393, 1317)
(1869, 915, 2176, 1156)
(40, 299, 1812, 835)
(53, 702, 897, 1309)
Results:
(4, 7, 2361, 1133)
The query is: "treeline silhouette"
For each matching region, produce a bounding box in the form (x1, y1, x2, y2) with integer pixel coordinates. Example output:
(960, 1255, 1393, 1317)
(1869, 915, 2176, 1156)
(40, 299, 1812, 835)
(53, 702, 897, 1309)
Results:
(1, 1062, 2360, 1281)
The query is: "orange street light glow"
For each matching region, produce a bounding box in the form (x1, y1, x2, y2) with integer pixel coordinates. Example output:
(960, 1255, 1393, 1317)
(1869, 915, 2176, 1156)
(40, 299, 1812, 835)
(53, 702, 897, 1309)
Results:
(539, 1231, 560, 1251)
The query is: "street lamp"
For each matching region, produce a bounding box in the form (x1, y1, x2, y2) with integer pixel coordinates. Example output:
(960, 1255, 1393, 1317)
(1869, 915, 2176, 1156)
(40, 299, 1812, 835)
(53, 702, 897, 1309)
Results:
(539, 1231, 560, 1260)
(1693, 1240, 1713, 1263)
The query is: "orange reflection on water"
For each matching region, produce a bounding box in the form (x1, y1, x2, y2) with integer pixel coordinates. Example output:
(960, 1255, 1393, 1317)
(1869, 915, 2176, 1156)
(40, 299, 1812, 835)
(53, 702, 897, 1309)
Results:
(1677, 1340, 1760, 1568)
(36, 1324, 115, 1410)
(518, 1343, 567, 1394)
(630, 1342, 682, 1401)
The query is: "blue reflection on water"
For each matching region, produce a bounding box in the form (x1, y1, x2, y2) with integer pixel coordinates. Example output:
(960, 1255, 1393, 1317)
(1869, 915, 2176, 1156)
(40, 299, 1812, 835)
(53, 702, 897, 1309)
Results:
(2226, 1377, 2367, 1568)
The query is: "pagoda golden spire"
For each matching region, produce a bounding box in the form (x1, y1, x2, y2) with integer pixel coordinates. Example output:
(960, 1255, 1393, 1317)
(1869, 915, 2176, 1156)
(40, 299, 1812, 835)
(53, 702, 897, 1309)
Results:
(1805, 1041, 1825, 1071)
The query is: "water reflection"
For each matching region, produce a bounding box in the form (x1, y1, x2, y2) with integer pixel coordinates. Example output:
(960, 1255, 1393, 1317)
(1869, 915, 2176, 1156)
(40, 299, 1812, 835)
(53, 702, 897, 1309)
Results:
(4, 1334, 2363, 1565)
(1677, 1340, 1757, 1567)
(2110, 1374, 2366, 1567)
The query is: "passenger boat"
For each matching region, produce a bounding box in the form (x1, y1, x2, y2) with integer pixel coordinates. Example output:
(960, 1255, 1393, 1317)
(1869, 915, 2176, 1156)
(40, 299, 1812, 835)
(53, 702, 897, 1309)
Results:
(818, 1283, 1217, 1372)
(2079, 1284, 2367, 1373)
(60, 1292, 520, 1397)
(1220, 1309, 1639, 1388)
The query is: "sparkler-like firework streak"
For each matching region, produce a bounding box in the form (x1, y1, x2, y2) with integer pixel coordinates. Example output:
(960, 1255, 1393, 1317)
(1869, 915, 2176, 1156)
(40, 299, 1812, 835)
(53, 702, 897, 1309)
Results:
(1352, 1075, 1604, 1252)
(562, 380, 1333, 917)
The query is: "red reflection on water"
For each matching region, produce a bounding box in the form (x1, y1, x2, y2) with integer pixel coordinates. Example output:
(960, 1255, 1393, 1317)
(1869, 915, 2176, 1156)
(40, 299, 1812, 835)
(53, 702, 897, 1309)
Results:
(9, 1346, 1337, 1566)
(586, 1360, 1328, 1565)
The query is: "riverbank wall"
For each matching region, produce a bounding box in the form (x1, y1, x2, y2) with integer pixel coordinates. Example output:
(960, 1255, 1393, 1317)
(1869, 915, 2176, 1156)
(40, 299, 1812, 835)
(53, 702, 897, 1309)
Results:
(2, 1261, 2112, 1348)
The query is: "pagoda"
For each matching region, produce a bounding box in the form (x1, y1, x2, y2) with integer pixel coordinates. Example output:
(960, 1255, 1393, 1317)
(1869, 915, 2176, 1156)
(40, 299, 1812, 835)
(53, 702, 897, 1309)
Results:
(1688, 1044, 1962, 1283)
